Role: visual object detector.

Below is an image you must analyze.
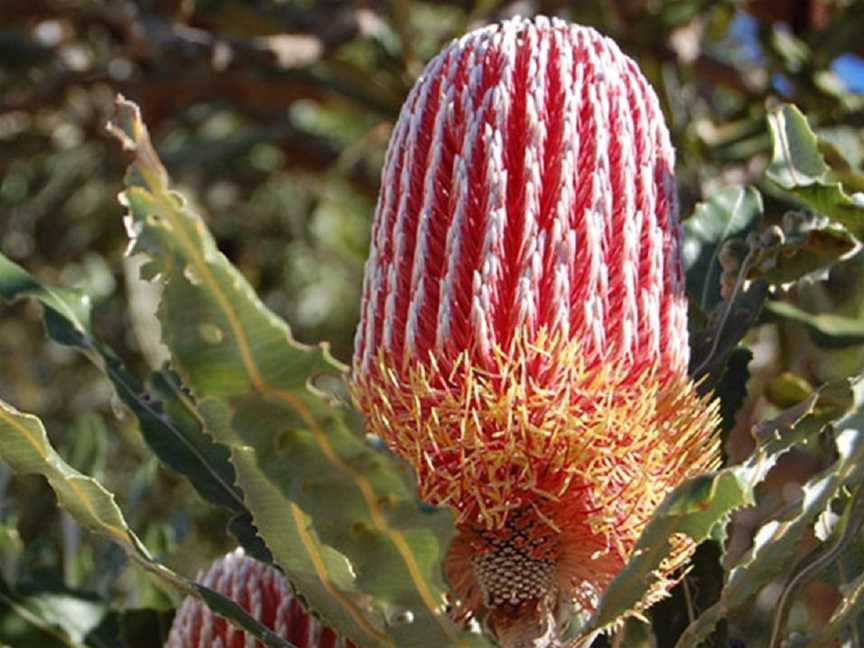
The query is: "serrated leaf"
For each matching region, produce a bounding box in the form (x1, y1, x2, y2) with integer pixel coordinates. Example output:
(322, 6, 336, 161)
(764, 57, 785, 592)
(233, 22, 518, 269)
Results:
(107, 95, 487, 648)
(146, 368, 244, 513)
(585, 470, 748, 633)
(0, 252, 256, 547)
(0, 400, 139, 551)
(231, 447, 391, 645)
(227, 511, 273, 565)
(769, 405, 864, 648)
(0, 400, 296, 648)
(812, 531, 864, 648)
(570, 380, 855, 640)
(683, 185, 763, 312)
(753, 220, 859, 288)
(191, 582, 299, 648)
(766, 104, 864, 238)
(674, 381, 864, 647)
(649, 541, 727, 647)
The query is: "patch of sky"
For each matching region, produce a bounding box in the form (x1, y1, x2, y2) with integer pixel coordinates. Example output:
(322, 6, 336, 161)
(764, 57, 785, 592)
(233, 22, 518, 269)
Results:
(831, 54, 864, 94)
(727, 11, 762, 63)
(712, 10, 863, 96)
(704, 10, 762, 68)
(772, 73, 793, 97)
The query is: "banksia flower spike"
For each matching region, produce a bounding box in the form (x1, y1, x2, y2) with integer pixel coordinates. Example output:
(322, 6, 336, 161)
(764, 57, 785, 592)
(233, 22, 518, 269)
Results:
(352, 15, 721, 646)
(166, 549, 356, 648)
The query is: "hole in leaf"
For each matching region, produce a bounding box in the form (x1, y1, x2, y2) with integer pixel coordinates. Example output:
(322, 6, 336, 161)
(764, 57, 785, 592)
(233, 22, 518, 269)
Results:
(184, 264, 202, 286)
(198, 322, 223, 344)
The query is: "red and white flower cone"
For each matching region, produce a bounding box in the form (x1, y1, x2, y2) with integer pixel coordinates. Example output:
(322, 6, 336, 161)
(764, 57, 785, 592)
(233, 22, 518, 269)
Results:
(165, 549, 356, 648)
(351, 15, 720, 646)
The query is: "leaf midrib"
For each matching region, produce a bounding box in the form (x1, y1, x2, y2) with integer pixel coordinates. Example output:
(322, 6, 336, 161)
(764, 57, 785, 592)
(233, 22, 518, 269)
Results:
(141, 174, 463, 644)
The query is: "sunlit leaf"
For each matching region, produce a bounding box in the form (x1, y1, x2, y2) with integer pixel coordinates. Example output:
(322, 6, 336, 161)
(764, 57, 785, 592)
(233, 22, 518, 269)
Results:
(0, 399, 295, 648)
(766, 104, 864, 238)
(108, 95, 488, 648)
(679, 406, 864, 644)
(0, 252, 258, 549)
(571, 379, 856, 639)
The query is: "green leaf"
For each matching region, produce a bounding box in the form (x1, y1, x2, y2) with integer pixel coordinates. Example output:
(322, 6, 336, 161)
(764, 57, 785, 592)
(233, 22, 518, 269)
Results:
(677, 382, 864, 646)
(145, 368, 245, 513)
(0, 573, 109, 648)
(613, 618, 655, 648)
(716, 347, 752, 435)
(0, 401, 140, 553)
(765, 299, 864, 343)
(648, 541, 727, 647)
(231, 446, 394, 644)
(107, 95, 487, 648)
(572, 380, 856, 637)
(0, 254, 93, 340)
(770, 464, 864, 648)
(0, 252, 255, 544)
(0, 399, 296, 648)
(586, 471, 747, 633)
(683, 185, 763, 312)
(811, 517, 864, 648)
(683, 186, 767, 387)
(724, 209, 862, 295)
(766, 104, 864, 238)
(689, 277, 767, 387)
(752, 218, 859, 288)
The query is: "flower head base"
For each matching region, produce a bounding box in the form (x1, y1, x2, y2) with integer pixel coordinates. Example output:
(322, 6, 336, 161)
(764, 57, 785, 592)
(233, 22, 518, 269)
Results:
(166, 549, 355, 648)
(351, 14, 720, 643)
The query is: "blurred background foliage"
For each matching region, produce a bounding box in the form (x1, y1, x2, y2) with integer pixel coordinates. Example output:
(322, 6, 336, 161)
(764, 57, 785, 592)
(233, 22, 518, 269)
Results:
(1, 0, 864, 646)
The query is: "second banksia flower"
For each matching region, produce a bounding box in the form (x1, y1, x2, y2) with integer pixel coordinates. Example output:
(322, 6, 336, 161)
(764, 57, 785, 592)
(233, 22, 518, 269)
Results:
(166, 549, 357, 648)
(352, 15, 721, 646)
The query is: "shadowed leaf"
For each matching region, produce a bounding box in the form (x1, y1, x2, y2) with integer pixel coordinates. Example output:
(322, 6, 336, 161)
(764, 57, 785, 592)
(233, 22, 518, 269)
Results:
(683, 185, 763, 312)
(752, 217, 859, 288)
(766, 299, 864, 343)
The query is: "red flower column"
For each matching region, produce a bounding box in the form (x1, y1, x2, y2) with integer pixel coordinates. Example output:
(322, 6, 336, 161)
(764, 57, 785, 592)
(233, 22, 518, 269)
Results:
(166, 549, 356, 648)
(351, 15, 720, 646)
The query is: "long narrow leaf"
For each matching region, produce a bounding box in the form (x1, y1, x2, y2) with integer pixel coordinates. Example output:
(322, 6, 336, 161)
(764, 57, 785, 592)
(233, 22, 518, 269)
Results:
(676, 382, 864, 646)
(0, 399, 295, 648)
(0, 253, 253, 532)
(567, 379, 856, 641)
